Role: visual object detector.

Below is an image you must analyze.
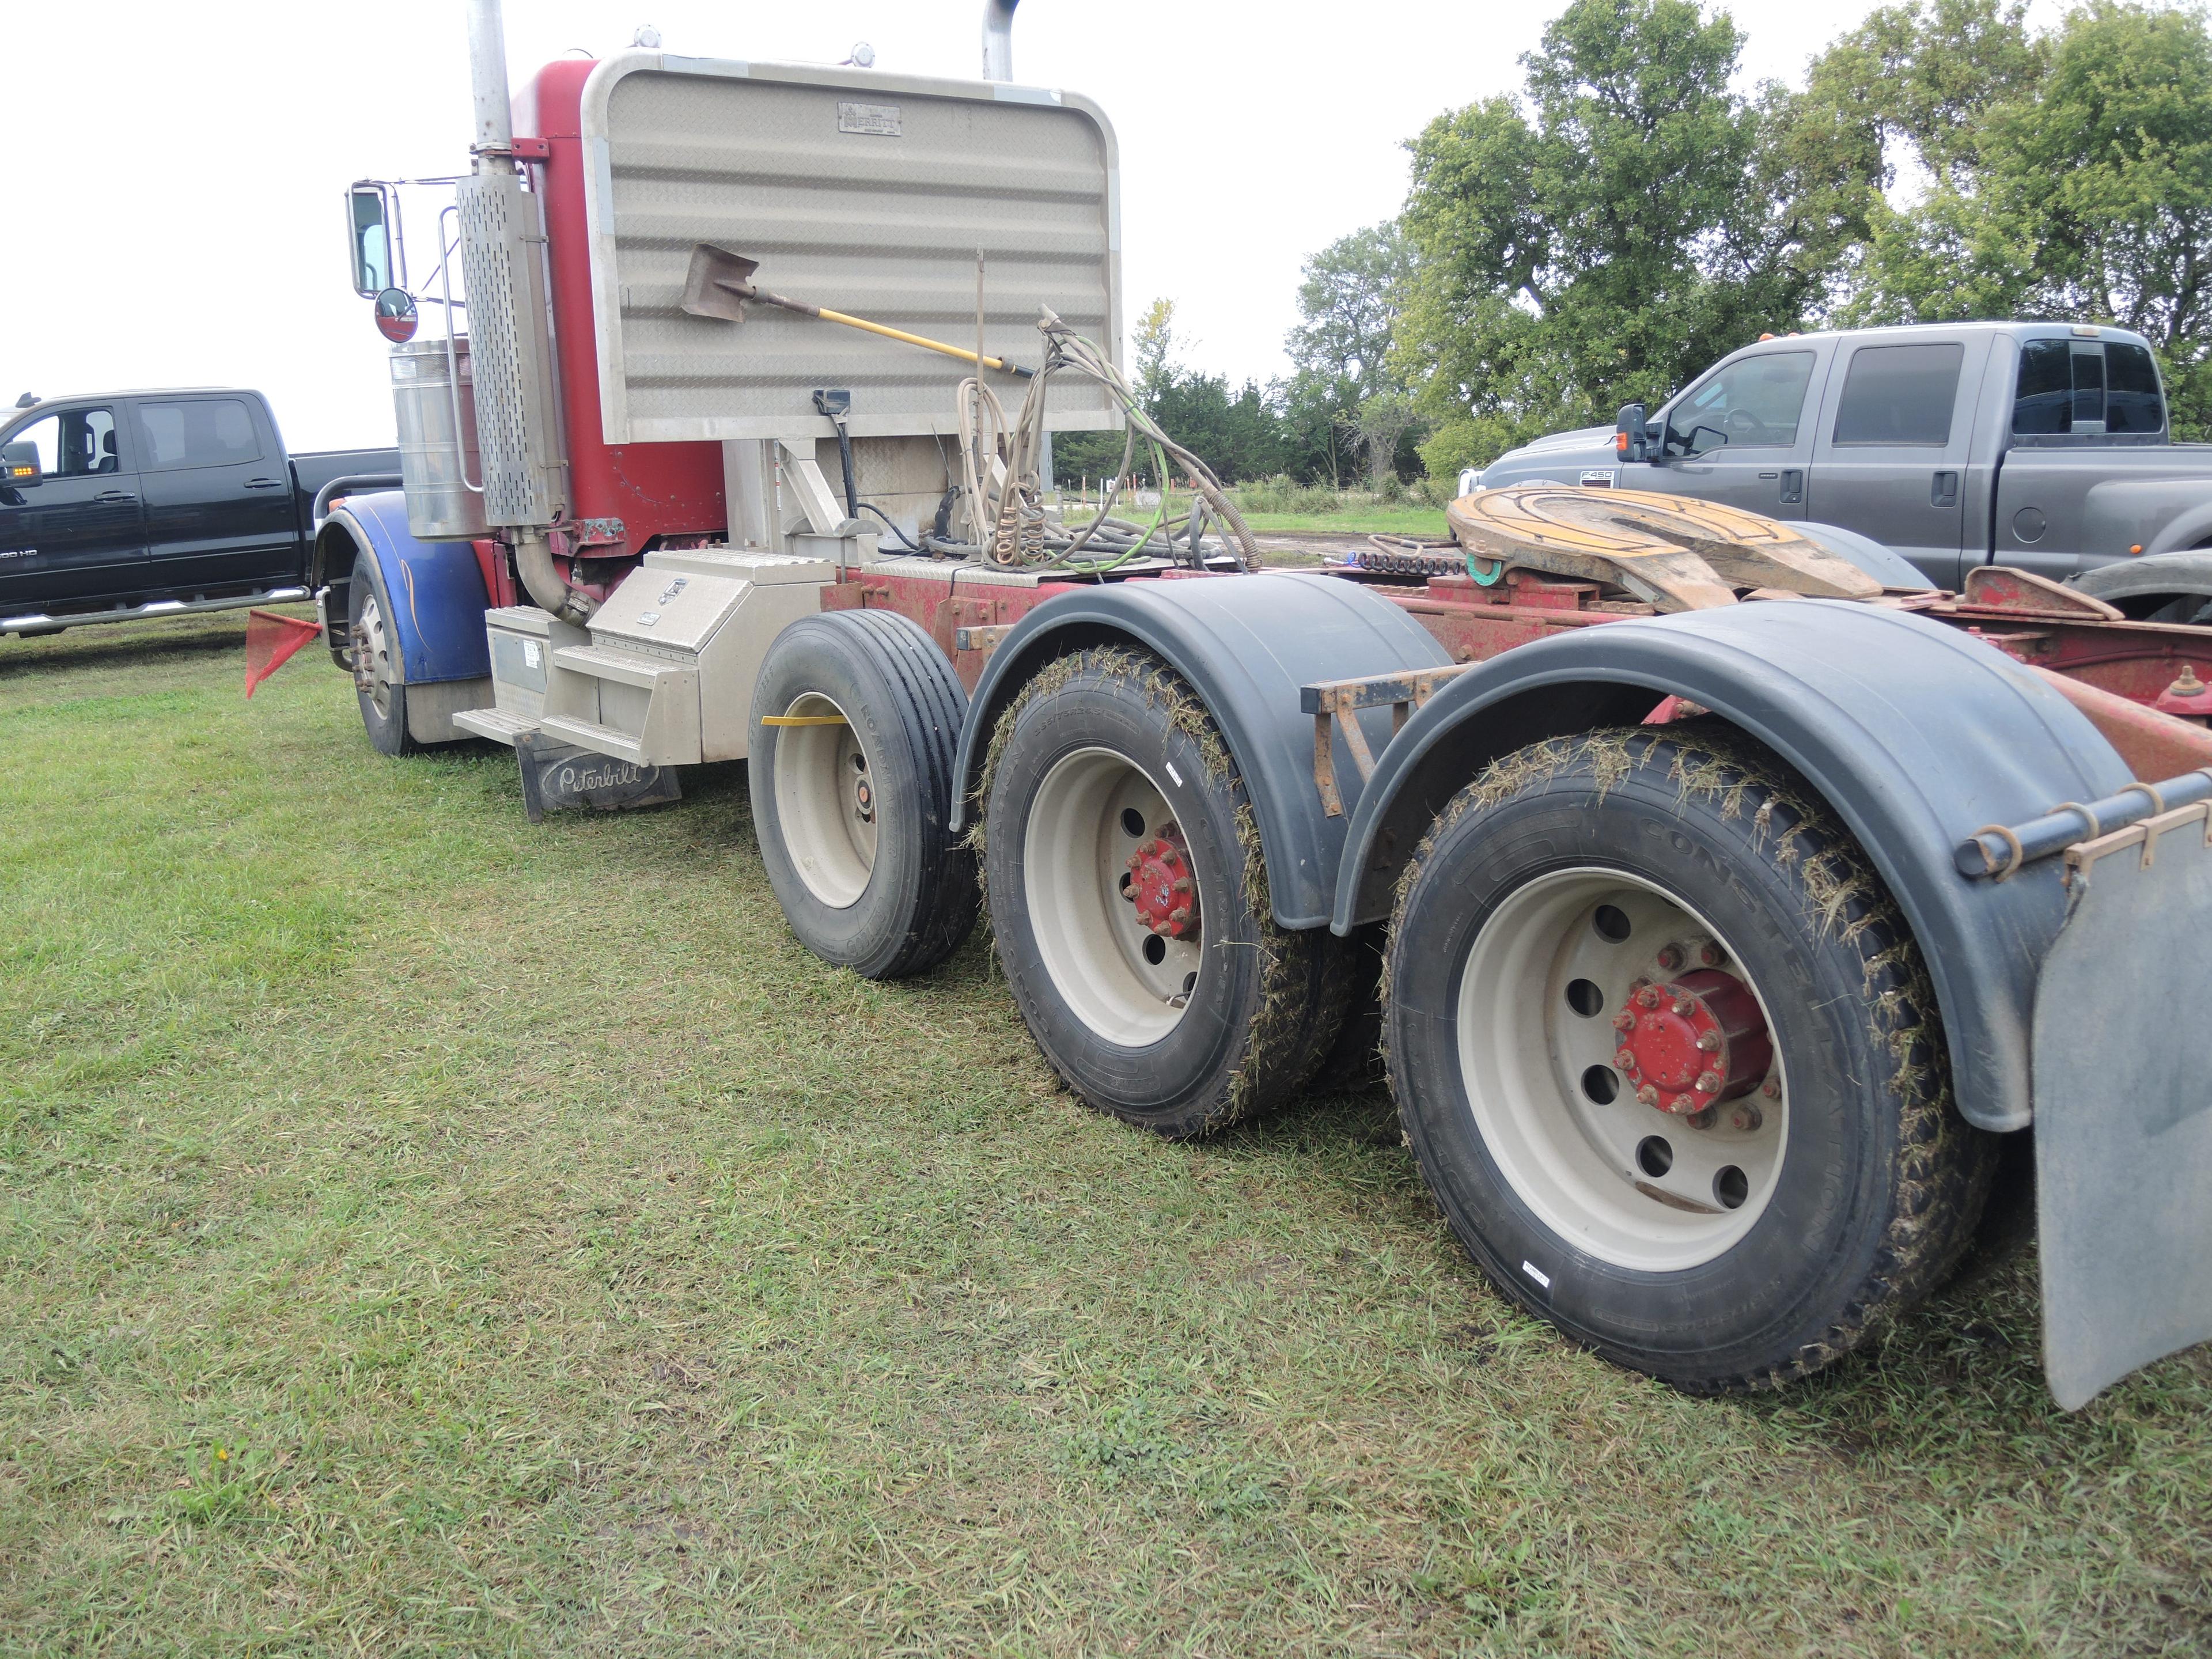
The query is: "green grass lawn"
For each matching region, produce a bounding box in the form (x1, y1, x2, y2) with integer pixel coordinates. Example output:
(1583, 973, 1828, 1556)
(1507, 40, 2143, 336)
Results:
(2, 613, 2207, 1656)
(1237, 506, 1451, 538)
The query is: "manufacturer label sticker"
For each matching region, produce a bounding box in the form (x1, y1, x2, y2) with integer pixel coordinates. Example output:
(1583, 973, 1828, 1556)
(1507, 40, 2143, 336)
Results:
(838, 101, 903, 137)
(522, 638, 541, 669)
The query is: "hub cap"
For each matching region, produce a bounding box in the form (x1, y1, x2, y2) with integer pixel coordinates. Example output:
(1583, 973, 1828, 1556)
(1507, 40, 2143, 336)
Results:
(352, 591, 396, 719)
(775, 693, 877, 908)
(1022, 747, 1202, 1044)
(1453, 868, 1787, 1271)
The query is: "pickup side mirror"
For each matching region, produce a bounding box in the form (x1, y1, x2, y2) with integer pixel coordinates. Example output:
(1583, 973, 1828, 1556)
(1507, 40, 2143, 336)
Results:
(1615, 403, 1658, 462)
(1, 440, 41, 488)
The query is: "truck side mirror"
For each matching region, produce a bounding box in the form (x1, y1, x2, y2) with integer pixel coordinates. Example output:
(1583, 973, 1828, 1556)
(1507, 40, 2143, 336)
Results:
(1, 440, 41, 488)
(346, 182, 402, 298)
(1615, 403, 1654, 463)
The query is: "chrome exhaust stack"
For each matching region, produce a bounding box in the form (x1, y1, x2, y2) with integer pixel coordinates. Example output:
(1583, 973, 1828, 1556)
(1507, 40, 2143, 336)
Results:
(982, 0, 1018, 81)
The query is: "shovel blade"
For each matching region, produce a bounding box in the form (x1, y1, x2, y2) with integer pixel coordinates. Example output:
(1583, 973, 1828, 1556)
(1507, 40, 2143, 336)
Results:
(680, 244, 759, 323)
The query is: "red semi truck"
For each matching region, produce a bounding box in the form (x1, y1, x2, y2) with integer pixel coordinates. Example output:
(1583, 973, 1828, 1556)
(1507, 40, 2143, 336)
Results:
(301, 0, 2212, 1407)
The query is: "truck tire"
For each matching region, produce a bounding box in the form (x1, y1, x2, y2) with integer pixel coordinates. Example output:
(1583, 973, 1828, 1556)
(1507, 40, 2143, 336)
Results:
(980, 646, 1348, 1138)
(749, 609, 978, 980)
(2073, 548, 2212, 623)
(1384, 725, 1994, 1392)
(349, 550, 418, 756)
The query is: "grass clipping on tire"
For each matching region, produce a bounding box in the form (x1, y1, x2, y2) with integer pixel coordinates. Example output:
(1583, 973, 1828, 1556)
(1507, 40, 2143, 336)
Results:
(969, 646, 1341, 1132)
(1382, 723, 1995, 1390)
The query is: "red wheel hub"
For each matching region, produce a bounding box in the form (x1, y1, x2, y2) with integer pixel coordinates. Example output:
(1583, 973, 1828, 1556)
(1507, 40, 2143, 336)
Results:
(1125, 827, 1197, 937)
(1610, 967, 1772, 1116)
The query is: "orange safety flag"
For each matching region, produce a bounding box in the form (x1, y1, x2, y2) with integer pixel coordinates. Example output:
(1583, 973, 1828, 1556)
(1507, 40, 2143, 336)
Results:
(244, 608, 325, 698)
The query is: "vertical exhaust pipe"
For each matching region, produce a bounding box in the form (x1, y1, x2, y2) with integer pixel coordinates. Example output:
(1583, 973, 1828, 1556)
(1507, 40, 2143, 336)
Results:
(461, 0, 593, 624)
(465, 0, 516, 164)
(982, 0, 1018, 81)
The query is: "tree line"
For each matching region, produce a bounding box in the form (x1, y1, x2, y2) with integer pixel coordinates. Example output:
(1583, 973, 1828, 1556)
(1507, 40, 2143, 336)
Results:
(1059, 0, 2212, 490)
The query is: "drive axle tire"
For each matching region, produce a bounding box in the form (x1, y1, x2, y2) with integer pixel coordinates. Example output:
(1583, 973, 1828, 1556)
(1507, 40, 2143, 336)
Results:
(980, 646, 1347, 1139)
(749, 609, 978, 980)
(349, 551, 418, 757)
(1384, 725, 1993, 1392)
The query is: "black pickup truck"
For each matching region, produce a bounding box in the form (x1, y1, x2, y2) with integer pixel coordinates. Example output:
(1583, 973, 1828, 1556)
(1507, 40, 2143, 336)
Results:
(0, 388, 396, 636)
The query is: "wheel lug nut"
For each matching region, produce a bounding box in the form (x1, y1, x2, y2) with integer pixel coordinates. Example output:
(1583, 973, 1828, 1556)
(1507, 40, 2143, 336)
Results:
(1669, 1093, 1696, 1113)
(1730, 1104, 1764, 1132)
(1656, 944, 1685, 971)
(1613, 1010, 1636, 1033)
(1685, 1106, 1718, 1130)
(1614, 1047, 1638, 1071)
(1672, 995, 1695, 1016)
(1698, 943, 1723, 967)
(1695, 1070, 1722, 1093)
(1761, 1077, 1781, 1099)
(1636, 987, 1661, 1009)
(1696, 1031, 1721, 1052)
(1637, 1084, 1659, 1107)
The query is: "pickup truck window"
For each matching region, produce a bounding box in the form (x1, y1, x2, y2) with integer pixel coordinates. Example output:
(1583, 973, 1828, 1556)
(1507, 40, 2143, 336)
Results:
(1832, 343, 1963, 446)
(8, 408, 120, 476)
(136, 398, 263, 472)
(2012, 339, 2164, 437)
(1662, 351, 1814, 457)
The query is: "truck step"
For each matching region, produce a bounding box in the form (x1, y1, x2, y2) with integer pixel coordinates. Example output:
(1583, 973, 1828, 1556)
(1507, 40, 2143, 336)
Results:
(536, 714, 648, 764)
(552, 643, 686, 690)
(451, 706, 539, 747)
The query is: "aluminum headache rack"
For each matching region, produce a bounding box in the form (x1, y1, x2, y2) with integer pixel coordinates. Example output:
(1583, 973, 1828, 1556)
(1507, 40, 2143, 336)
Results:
(1963, 764, 2212, 1409)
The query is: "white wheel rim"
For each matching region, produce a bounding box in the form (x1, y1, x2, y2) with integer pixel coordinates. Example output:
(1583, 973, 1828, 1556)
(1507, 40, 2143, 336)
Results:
(775, 694, 877, 909)
(1022, 747, 1203, 1044)
(1454, 867, 1788, 1271)
(356, 590, 396, 719)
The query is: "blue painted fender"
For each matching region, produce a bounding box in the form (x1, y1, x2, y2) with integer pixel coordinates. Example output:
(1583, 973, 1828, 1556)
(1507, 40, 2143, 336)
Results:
(323, 491, 492, 685)
(1330, 600, 2131, 1133)
(949, 572, 1451, 930)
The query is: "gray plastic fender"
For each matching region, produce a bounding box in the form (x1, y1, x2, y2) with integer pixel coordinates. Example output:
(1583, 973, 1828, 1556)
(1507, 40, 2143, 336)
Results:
(1331, 600, 2131, 1133)
(949, 572, 1450, 929)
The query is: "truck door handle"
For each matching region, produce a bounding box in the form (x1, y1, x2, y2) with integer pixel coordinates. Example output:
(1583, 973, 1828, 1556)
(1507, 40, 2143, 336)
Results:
(1779, 468, 1804, 505)
(94, 489, 137, 503)
(244, 477, 285, 490)
(1931, 471, 1960, 508)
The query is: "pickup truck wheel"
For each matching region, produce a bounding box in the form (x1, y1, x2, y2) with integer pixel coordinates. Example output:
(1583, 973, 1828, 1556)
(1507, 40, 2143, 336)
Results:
(748, 610, 978, 980)
(981, 646, 1348, 1138)
(1385, 726, 1993, 1392)
(347, 552, 418, 756)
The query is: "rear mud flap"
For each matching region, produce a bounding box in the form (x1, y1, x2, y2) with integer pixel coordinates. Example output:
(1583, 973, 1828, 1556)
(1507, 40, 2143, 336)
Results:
(2033, 814, 2212, 1408)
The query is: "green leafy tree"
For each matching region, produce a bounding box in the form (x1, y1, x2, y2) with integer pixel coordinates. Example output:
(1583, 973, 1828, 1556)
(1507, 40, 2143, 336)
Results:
(1395, 0, 1835, 475)
(1820, 1, 2212, 435)
(1282, 225, 1413, 484)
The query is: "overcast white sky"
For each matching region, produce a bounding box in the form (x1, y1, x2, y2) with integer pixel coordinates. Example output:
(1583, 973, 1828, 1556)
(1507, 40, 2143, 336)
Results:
(0, 0, 2054, 451)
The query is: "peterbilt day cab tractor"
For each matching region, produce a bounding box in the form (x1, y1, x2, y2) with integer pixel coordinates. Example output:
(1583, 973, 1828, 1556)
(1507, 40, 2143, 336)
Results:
(300, 0, 2212, 1408)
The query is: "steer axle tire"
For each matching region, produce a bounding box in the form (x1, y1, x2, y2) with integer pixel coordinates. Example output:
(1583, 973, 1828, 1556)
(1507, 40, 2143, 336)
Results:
(349, 551, 419, 757)
(1384, 725, 1994, 1392)
(749, 609, 979, 980)
(981, 646, 1347, 1138)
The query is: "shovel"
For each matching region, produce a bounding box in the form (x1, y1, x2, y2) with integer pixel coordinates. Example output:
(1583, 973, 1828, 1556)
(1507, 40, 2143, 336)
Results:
(679, 244, 1031, 377)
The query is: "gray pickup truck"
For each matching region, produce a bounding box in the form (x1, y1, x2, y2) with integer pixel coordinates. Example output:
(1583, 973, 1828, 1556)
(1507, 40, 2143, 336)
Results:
(1474, 321, 2212, 608)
